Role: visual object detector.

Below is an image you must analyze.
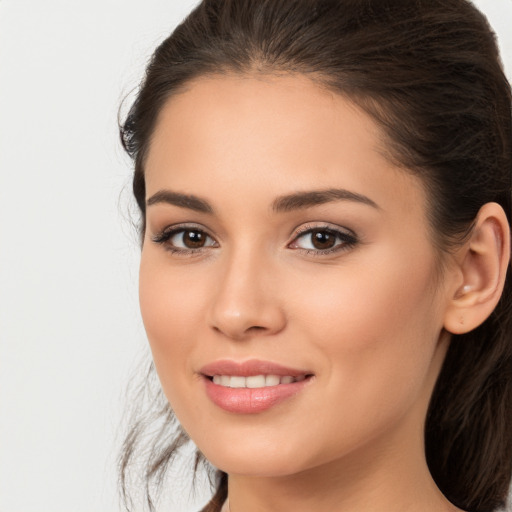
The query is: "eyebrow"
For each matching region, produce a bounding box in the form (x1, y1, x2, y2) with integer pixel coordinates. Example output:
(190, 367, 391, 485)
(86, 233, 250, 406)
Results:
(272, 188, 379, 212)
(146, 190, 214, 213)
(146, 187, 379, 214)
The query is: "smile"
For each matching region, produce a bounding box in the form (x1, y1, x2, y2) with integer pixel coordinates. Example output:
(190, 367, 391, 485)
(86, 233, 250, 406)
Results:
(211, 374, 307, 388)
(199, 360, 314, 414)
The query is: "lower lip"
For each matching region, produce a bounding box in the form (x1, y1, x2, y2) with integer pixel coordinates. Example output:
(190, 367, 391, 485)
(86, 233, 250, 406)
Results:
(203, 376, 312, 414)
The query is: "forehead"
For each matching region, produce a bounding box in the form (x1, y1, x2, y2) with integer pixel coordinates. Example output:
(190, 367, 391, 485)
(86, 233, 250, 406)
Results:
(145, 73, 427, 219)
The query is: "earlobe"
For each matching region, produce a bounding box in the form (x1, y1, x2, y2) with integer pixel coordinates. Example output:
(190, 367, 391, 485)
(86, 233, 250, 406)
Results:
(444, 202, 511, 335)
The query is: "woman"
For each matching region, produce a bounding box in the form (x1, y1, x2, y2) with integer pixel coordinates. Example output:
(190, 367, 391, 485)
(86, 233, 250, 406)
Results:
(119, 1, 512, 511)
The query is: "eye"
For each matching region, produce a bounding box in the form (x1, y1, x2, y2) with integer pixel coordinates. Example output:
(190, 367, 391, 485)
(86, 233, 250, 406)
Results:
(170, 229, 215, 249)
(151, 226, 218, 253)
(289, 226, 357, 254)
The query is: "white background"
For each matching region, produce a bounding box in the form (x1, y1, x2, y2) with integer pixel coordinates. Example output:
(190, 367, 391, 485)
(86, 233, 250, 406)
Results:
(0, 1, 511, 511)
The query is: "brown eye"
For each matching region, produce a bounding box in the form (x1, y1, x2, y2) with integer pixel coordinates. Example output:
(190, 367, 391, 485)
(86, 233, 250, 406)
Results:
(289, 226, 358, 254)
(181, 229, 208, 248)
(310, 229, 336, 250)
(170, 229, 217, 249)
(152, 226, 218, 252)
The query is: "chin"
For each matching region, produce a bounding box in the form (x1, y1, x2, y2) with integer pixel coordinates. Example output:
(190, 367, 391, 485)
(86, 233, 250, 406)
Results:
(214, 455, 309, 478)
(197, 435, 318, 478)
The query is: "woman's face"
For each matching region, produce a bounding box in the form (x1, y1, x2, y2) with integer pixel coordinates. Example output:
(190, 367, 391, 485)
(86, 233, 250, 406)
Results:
(140, 74, 456, 477)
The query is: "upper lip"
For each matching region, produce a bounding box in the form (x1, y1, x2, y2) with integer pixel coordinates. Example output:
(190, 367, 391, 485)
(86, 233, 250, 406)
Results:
(199, 359, 312, 378)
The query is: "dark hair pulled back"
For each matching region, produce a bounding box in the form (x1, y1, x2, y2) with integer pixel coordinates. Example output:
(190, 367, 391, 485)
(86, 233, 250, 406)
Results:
(119, 1, 512, 511)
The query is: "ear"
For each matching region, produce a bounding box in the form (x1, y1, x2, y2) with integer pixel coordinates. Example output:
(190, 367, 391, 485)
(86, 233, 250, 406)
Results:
(444, 202, 511, 335)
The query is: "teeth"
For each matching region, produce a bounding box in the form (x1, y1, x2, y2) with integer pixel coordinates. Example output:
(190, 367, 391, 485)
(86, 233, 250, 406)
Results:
(211, 374, 305, 388)
(230, 376, 245, 388)
(246, 375, 266, 388)
(265, 375, 280, 386)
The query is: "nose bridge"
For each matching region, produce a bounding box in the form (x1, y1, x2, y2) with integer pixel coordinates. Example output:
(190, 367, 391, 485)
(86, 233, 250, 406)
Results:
(208, 240, 285, 339)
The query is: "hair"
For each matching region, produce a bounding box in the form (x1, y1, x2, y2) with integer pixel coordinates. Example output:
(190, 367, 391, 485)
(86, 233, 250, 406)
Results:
(119, 1, 512, 511)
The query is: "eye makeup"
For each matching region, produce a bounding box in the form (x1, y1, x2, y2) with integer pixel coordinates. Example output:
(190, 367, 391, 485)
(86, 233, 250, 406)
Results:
(151, 223, 218, 256)
(288, 223, 358, 256)
(150, 221, 358, 258)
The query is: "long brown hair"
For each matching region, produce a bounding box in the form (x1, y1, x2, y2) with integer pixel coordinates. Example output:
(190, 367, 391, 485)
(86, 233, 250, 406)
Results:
(119, 1, 512, 511)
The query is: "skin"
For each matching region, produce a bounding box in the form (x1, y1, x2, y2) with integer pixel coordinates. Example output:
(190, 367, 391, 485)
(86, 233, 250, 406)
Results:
(140, 74, 467, 512)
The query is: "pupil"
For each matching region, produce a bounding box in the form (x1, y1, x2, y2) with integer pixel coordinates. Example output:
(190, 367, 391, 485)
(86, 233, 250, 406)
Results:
(184, 230, 205, 248)
(312, 230, 335, 250)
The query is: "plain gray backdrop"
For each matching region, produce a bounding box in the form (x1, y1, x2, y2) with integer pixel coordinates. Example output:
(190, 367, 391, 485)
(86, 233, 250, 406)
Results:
(1, 1, 511, 511)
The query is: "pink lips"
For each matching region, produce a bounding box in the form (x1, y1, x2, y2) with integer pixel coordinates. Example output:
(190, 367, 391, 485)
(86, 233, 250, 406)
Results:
(200, 359, 313, 414)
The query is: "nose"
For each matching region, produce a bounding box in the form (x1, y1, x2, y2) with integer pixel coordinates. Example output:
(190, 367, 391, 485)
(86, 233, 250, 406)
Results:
(207, 248, 287, 341)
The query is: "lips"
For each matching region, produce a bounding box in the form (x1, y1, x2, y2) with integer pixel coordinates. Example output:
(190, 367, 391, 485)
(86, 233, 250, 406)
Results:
(199, 359, 314, 414)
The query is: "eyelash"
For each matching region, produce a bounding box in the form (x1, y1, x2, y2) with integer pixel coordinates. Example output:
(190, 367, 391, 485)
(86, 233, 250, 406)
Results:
(290, 224, 358, 256)
(151, 223, 358, 257)
(151, 224, 217, 256)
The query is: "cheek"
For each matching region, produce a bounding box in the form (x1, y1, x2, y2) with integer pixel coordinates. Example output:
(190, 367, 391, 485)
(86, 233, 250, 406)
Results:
(297, 260, 438, 340)
(138, 255, 205, 394)
(292, 248, 444, 404)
